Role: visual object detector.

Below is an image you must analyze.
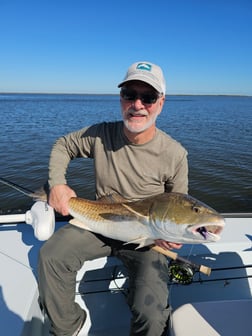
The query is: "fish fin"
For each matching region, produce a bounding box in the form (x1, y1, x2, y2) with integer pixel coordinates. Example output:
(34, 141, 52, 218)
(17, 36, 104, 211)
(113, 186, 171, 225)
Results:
(69, 218, 91, 230)
(124, 237, 154, 249)
(109, 193, 129, 203)
(32, 187, 48, 201)
(97, 193, 128, 204)
(122, 203, 149, 219)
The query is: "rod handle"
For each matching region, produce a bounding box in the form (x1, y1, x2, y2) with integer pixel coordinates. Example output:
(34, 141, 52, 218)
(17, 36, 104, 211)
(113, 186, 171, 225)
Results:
(152, 245, 211, 276)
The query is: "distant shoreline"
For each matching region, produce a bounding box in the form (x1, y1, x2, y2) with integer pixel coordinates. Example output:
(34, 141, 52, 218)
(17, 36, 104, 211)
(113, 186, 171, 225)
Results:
(0, 92, 251, 97)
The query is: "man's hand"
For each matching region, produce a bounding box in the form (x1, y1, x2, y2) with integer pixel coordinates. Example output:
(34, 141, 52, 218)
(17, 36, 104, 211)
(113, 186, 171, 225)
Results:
(154, 239, 182, 250)
(49, 184, 77, 216)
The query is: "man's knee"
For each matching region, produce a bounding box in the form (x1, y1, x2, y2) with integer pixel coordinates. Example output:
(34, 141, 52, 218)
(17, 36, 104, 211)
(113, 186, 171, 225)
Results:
(128, 284, 169, 334)
(130, 302, 170, 336)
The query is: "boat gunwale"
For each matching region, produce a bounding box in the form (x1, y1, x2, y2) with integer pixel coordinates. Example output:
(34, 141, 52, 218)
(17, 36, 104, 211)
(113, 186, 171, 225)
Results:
(221, 213, 252, 218)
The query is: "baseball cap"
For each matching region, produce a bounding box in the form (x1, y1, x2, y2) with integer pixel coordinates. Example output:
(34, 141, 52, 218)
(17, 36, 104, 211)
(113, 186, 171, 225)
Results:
(118, 61, 166, 94)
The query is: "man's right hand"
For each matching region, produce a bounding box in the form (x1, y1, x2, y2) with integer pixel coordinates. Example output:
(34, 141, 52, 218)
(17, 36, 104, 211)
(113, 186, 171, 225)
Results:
(48, 184, 77, 216)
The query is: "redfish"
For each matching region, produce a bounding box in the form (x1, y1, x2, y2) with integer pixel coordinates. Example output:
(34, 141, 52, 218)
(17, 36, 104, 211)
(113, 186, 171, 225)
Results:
(69, 192, 225, 248)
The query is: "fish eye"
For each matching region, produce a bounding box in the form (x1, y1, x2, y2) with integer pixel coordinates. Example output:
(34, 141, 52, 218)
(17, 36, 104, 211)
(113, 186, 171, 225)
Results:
(192, 205, 201, 213)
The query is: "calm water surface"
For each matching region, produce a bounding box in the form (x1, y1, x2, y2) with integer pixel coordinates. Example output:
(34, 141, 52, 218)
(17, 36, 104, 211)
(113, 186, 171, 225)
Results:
(1, 93, 251, 214)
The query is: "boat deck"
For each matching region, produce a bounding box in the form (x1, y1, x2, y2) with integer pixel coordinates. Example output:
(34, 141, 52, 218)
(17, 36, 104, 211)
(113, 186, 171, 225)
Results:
(1, 215, 252, 335)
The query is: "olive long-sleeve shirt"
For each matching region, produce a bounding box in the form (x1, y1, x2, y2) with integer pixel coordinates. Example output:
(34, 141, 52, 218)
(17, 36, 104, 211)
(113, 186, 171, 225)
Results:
(48, 121, 188, 200)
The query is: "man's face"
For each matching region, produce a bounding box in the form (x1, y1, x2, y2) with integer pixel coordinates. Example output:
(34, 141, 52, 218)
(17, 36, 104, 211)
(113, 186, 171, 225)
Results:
(120, 81, 165, 134)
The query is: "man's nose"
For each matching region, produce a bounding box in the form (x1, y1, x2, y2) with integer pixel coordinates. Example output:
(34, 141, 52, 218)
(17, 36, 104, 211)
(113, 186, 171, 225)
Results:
(132, 98, 144, 110)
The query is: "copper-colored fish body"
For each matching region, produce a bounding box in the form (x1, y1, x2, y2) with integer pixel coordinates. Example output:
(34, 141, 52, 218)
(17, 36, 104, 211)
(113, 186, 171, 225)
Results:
(68, 193, 225, 247)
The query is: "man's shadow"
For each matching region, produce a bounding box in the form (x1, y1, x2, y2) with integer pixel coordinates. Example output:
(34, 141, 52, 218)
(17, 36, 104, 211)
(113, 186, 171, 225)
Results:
(0, 285, 49, 336)
(0, 222, 46, 335)
(0, 220, 66, 335)
(0, 285, 24, 335)
(77, 257, 131, 335)
(169, 243, 252, 310)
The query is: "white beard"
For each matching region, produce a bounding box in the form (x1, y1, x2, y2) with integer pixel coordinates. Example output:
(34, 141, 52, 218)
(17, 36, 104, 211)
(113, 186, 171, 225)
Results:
(123, 111, 159, 133)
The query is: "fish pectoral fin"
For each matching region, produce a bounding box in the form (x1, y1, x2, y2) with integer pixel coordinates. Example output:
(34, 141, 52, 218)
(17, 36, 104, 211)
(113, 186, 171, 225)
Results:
(124, 237, 154, 249)
(69, 218, 91, 231)
(122, 203, 149, 220)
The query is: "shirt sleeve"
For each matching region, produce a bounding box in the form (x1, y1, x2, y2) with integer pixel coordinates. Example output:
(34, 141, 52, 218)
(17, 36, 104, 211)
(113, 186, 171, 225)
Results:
(48, 127, 92, 188)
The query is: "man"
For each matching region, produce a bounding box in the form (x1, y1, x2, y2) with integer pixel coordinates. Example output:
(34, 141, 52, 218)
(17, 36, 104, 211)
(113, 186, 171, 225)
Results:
(38, 61, 188, 336)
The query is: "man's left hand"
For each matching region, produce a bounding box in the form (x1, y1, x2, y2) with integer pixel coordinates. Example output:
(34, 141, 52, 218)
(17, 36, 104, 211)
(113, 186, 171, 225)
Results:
(155, 239, 182, 250)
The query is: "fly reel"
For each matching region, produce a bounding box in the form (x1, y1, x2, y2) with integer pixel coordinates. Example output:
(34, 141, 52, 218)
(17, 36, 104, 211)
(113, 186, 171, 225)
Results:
(168, 259, 195, 285)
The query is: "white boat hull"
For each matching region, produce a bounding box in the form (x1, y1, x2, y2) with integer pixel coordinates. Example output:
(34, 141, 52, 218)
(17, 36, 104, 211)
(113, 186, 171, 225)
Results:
(1, 214, 252, 335)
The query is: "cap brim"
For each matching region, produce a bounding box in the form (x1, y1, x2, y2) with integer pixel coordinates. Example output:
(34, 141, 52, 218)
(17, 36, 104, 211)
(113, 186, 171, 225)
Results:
(118, 75, 163, 93)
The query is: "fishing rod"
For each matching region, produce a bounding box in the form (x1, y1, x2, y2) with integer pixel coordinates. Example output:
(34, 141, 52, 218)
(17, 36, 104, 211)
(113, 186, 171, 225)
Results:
(78, 273, 252, 295)
(0, 176, 46, 200)
(152, 245, 211, 283)
(172, 264, 252, 285)
(0, 176, 212, 279)
(212, 264, 252, 272)
(186, 274, 252, 285)
(80, 262, 252, 293)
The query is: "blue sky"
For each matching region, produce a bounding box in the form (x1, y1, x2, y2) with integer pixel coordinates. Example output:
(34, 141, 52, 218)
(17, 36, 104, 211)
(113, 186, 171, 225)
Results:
(0, 0, 251, 95)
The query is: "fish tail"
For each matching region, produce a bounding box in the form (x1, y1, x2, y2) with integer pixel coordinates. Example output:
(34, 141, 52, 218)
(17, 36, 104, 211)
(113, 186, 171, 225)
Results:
(0, 177, 47, 201)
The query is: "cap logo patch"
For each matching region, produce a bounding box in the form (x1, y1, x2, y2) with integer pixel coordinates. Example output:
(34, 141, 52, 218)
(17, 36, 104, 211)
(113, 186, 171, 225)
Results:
(136, 63, 152, 72)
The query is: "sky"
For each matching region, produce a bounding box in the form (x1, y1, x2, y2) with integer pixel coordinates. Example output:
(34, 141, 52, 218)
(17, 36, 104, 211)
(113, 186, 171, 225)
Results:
(0, 0, 252, 95)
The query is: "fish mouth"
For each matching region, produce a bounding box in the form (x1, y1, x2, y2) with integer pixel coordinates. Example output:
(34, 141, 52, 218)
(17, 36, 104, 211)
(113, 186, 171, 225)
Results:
(192, 222, 225, 241)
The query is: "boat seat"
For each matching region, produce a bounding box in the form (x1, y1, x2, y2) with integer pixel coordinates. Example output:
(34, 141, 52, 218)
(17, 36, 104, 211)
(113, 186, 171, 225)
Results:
(170, 299, 252, 336)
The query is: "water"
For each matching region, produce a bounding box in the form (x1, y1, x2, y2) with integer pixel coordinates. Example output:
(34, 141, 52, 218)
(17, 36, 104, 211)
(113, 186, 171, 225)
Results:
(0, 93, 251, 214)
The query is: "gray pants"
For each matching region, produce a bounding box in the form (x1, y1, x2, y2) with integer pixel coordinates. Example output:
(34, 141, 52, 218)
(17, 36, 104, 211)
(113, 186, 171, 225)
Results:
(38, 224, 170, 336)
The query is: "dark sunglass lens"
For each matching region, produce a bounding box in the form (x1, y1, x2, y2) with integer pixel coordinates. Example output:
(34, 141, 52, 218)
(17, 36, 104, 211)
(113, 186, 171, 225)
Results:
(121, 88, 159, 104)
(141, 93, 158, 104)
(121, 89, 136, 101)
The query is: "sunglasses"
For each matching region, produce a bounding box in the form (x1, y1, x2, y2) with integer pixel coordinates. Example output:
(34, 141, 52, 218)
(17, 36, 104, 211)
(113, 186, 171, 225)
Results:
(120, 87, 162, 104)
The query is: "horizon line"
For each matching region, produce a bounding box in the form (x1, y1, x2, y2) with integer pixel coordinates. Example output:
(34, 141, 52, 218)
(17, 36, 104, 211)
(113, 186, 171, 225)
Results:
(0, 91, 251, 97)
